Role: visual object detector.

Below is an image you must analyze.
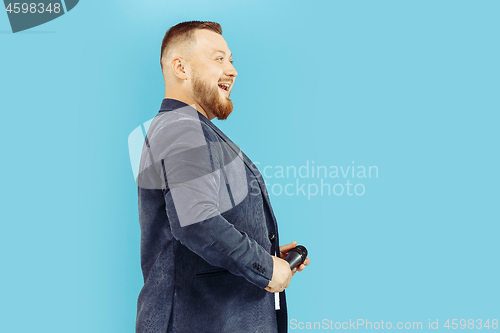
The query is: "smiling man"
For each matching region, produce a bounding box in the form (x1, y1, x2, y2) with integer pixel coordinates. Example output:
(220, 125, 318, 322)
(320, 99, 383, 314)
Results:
(135, 21, 309, 333)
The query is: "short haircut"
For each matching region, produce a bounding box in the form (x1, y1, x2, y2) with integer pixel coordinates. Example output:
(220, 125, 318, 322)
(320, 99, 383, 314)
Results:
(160, 21, 223, 70)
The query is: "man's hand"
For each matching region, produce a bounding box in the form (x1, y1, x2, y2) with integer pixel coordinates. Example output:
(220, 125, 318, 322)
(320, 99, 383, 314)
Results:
(265, 256, 292, 293)
(279, 241, 310, 276)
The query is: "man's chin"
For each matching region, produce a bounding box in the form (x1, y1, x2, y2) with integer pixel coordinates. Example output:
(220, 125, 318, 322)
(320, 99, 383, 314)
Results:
(216, 107, 233, 120)
(215, 100, 233, 120)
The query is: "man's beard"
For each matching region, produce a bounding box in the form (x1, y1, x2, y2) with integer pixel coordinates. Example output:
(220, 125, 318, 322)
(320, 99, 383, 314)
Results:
(192, 71, 233, 120)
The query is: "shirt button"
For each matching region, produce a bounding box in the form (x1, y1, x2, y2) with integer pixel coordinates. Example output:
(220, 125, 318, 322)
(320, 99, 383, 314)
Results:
(268, 232, 276, 241)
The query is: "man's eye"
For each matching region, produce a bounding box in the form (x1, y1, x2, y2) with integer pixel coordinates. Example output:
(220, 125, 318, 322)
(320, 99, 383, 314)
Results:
(216, 57, 223, 62)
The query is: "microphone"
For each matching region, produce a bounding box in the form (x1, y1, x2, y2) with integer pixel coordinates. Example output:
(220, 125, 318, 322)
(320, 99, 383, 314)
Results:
(284, 245, 308, 270)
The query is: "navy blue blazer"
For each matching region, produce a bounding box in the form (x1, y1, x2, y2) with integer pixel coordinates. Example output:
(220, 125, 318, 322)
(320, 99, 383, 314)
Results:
(136, 99, 288, 332)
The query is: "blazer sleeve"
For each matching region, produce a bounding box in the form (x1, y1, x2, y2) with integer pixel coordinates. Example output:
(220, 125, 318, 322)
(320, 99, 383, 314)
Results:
(145, 111, 274, 289)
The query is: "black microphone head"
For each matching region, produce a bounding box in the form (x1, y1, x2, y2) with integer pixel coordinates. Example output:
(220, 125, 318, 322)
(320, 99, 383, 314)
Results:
(284, 245, 308, 269)
(294, 245, 308, 261)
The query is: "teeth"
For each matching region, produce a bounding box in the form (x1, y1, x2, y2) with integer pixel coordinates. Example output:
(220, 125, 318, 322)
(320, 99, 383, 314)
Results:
(219, 83, 230, 91)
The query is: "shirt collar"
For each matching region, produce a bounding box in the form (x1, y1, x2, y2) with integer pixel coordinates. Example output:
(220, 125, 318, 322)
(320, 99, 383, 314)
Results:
(158, 98, 211, 122)
(159, 98, 192, 112)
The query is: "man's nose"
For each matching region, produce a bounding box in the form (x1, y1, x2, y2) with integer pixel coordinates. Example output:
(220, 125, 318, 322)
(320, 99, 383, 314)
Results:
(225, 62, 238, 77)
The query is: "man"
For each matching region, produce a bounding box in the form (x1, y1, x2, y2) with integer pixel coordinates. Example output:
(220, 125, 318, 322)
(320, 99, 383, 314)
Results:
(135, 21, 309, 333)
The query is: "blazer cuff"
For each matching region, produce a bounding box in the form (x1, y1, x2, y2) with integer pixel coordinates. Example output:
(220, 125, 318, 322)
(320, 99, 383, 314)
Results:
(246, 251, 274, 289)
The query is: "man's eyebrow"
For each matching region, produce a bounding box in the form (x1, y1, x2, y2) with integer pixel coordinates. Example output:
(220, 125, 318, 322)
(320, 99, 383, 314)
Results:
(211, 50, 232, 58)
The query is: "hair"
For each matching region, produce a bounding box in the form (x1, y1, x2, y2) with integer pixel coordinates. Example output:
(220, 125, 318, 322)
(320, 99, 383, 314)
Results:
(160, 21, 222, 70)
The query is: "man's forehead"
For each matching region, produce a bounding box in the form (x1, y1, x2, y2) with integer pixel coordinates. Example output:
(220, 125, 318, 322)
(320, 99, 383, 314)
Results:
(193, 29, 232, 56)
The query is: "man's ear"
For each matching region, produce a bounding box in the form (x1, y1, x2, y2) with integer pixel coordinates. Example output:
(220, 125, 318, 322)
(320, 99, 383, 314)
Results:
(171, 57, 188, 80)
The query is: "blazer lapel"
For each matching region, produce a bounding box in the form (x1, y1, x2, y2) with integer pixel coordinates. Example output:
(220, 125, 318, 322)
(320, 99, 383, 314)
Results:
(201, 117, 279, 227)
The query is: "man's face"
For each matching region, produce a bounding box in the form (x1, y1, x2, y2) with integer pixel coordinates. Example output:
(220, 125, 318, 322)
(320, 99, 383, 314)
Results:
(188, 30, 238, 120)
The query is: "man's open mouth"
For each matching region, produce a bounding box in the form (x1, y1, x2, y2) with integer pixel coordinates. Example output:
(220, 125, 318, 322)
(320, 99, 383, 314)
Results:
(218, 83, 231, 92)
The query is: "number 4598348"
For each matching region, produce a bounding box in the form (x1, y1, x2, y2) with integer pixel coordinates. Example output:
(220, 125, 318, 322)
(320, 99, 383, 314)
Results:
(443, 319, 498, 329)
(5, 3, 61, 14)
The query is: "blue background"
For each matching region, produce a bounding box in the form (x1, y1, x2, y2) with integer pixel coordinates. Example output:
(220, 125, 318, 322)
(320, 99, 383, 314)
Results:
(1, 0, 498, 332)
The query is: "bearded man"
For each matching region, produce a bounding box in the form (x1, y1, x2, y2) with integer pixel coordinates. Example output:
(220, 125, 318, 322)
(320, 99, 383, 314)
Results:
(135, 21, 309, 333)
